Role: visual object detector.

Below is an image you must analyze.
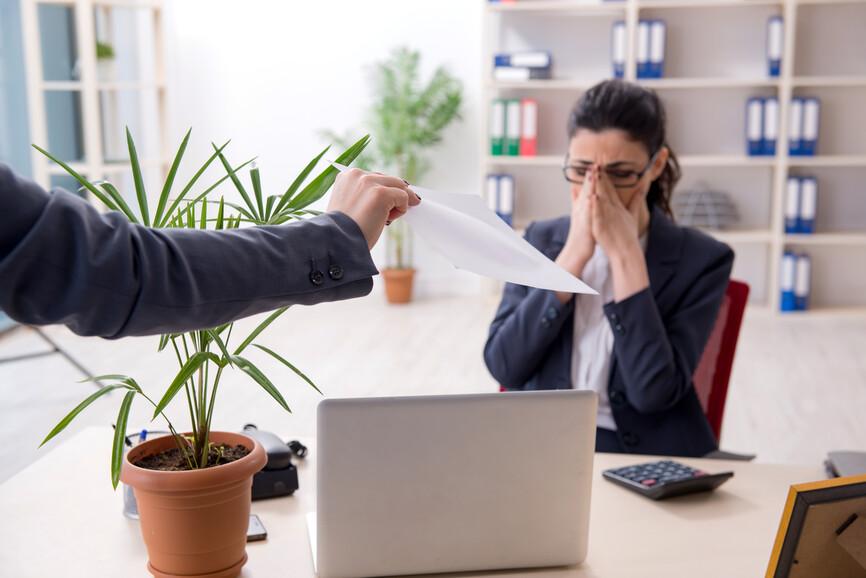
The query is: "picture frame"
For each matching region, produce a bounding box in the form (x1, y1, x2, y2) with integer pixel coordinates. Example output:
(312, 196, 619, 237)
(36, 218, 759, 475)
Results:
(766, 473, 866, 577)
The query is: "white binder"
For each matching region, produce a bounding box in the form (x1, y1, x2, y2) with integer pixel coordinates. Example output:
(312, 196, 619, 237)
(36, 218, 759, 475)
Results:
(798, 177, 817, 234)
(637, 20, 650, 78)
(766, 16, 783, 77)
(485, 174, 500, 214)
(746, 98, 764, 155)
(794, 254, 811, 311)
(788, 97, 804, 155)
(784, 177, 800, 234)
(649, 20, 666, 78)
(498, 174, 515, 226)
(802, 98, 820, 155)
(762, 97, 779, 156)
(611, 21, 626, 79)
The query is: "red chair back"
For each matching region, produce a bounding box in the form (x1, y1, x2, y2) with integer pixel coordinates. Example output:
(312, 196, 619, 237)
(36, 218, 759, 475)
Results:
(692, 280, 750, 442)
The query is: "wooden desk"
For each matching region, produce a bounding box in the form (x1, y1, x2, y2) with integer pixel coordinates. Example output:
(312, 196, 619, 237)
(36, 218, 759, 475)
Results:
(0, 427, 825, 577)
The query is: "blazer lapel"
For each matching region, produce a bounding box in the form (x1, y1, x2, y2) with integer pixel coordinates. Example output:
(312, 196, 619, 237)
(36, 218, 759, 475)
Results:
(645, 207, 684, 302)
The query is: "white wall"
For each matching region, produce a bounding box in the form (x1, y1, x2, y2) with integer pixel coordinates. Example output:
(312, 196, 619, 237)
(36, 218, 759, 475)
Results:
(163, 0, 485, 298)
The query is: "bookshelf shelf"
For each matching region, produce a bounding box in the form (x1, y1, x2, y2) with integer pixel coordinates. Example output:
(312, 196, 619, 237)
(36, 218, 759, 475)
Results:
(24, 0, 168, 197)
(483, 0, 866, 312)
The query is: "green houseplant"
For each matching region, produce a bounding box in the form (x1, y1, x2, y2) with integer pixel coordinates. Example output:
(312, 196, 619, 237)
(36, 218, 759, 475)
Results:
(35, 129, 369, 578)
(324, 46, 462, 303)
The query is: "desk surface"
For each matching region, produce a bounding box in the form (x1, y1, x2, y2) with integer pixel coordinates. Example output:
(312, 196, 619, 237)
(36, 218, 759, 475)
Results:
(0, 427, 825, 577)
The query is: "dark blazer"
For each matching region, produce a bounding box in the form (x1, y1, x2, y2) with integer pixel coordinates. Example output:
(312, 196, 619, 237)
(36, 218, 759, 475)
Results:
(484, 207, 734, 457)
(0, 163, 378, 338)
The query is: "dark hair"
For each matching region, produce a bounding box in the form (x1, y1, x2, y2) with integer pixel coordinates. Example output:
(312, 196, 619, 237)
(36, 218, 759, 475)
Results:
(567, 79, 680, 219)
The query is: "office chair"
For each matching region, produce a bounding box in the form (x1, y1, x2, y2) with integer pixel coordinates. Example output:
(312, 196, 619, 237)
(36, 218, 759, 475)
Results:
(693, 279, 755, 461)
(692, 279, 749, 442)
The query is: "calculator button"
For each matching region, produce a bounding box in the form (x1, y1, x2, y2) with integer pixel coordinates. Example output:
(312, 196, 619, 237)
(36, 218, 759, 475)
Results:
(641, 479, 657, 486)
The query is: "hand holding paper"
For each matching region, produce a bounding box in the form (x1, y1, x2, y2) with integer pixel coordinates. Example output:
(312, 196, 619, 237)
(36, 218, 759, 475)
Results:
(329, 162, 596, 295)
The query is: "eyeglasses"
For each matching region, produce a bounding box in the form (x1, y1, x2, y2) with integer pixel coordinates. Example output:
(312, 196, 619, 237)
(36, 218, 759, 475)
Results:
(562, 149, 660, 189)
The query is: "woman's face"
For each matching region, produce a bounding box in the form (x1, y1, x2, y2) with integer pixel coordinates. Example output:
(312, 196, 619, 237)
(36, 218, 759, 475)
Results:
(565, 129, 666, 207)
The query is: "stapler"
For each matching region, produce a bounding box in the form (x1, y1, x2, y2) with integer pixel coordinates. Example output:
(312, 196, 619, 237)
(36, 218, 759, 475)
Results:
(241, 425, 303, 500)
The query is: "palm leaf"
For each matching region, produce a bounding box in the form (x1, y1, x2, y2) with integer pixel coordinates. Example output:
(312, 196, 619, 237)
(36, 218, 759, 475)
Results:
(230, 355, 291, 413)
(153, 128, 192, 225)
(214, 145, 258, 221)
(233, 307, 290, 355)
(32, 145, 122, 212)
(96, 181, 139, 223)
(126, 127, 150, 226)
(40, 382, 134, 447)
(111, 391, 137, 489)
(156, 140, 232, 228)
(152, 352, 220, 418)
(287, 135, 370, 210)
(250, 164, 264, 221)
(253, 344, 322, 395)
(272, 145, 330, 214)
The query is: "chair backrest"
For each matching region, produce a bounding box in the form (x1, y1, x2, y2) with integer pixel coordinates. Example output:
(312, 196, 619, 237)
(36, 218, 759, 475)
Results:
(692, 279, 750, 442)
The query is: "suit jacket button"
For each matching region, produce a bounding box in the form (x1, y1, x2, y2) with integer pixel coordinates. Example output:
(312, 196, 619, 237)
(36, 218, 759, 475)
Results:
(328, 265, 343, 280)
(310, 270, 325, 285)
(622, 432, 639, 446)
(614, 324, 625, 336)
(546, 307, 558, 320)
(541, 319, 551, 329)
(610, 390, 624, 405)
(609, 313, 619, 322)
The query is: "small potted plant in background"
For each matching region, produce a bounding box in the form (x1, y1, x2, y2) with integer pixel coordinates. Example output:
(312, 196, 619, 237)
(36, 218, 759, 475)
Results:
(36, 130, 368, 578)
(323, 46, 462, 304)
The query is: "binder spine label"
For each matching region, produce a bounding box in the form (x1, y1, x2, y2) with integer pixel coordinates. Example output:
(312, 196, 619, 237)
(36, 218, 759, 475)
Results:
(498, 175, 515, 226)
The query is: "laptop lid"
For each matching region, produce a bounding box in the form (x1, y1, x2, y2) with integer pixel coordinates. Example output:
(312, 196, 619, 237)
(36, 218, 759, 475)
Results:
(313, 390, 598, 578)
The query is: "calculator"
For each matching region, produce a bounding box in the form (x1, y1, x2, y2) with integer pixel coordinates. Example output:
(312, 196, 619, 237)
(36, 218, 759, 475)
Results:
(602, 459, 734, 500)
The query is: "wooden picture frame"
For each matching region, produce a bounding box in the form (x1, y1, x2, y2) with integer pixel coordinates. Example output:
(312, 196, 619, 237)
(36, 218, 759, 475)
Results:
(767, 473, 866, 577)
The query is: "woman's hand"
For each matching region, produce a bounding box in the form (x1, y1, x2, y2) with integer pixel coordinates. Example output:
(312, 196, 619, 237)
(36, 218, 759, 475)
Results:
(590, 165, 643, 257)
(554, 168, 596, 304)
(327, 169, 420, 250)
(590, 165, 649, 301)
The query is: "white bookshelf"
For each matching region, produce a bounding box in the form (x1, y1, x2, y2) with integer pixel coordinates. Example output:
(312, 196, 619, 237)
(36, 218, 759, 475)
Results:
(21, 0, 169, 204)
(482, 0, 866, 312)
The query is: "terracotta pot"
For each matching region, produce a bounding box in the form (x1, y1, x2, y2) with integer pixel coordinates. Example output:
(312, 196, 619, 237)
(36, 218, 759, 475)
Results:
(121, 432, 267, 578)
(382, 268, 416, 304)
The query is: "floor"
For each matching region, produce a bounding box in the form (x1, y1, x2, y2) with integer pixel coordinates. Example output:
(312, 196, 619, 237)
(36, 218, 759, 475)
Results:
(2, 293, 865, 484)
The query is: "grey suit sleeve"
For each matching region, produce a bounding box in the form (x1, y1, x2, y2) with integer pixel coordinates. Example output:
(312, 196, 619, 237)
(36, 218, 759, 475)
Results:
(0, 163, 378, 338)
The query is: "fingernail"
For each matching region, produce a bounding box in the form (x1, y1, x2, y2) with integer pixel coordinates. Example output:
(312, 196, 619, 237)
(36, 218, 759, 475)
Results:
(403, 180, 410, 186)
(415, 194, 421, 201)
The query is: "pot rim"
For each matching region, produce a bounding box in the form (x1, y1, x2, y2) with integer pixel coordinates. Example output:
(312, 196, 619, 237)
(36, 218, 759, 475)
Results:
(120, 431, 266, 491)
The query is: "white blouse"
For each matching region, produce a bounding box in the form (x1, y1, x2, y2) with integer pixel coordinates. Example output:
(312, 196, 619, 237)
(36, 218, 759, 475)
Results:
(570, 235, 648, 431)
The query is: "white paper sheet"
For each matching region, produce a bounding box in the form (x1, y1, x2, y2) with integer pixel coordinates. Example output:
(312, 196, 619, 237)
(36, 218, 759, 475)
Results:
(328, 162, 596, 294)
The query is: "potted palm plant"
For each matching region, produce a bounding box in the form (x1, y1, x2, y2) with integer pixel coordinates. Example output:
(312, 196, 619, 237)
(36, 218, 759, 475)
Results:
(35, 129, 369, 578)
(324, 46, 462, 303)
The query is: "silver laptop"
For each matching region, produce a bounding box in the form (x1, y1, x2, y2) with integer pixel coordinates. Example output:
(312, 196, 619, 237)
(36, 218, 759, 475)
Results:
(308, 389, 598, 578)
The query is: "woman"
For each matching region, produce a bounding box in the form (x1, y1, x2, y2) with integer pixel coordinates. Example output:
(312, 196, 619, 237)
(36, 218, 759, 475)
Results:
(484, 79, 733, 457)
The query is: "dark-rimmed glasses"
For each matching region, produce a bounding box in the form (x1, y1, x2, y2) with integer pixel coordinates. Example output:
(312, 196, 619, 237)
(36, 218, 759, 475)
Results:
(562, 149, 660, 189)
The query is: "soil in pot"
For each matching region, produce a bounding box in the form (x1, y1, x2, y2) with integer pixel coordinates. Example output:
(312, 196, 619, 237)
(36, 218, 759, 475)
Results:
(135, 444, 250, 471)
